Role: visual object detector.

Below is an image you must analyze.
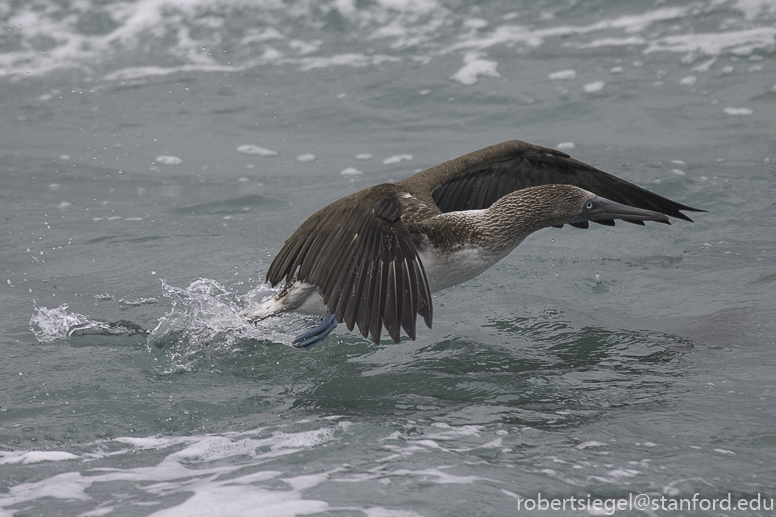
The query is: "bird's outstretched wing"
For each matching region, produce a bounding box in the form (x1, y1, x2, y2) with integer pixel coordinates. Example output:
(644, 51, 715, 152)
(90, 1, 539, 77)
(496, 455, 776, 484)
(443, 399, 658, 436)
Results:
(396, 140, 704, 223)
(266, 183, 432, 343)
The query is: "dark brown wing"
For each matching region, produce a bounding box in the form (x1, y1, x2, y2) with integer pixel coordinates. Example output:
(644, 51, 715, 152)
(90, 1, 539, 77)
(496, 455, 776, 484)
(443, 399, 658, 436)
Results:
(266, 183, 432, 344)
(397, 140, 704, 222)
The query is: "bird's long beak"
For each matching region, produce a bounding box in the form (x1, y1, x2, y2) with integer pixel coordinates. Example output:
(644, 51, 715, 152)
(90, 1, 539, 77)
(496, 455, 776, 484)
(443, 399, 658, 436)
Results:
(569, 196, 670, 225)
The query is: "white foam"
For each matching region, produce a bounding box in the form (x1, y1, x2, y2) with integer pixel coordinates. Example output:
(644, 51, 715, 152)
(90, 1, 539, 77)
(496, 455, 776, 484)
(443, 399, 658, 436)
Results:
(241, 27, 284, 45)
(450, 52, 500, 85)
(266, 429, 337, 450)
(382, 154, 413, 165)
(0, 426, 348, 516)
(451, 7, 689, 52)
(0, 1, 772, 82)
(289, 39, 322, 55)
(583, 80, 605, 93)
(119, 297, 158, 306)
(296, 154, 316, 162)
(692, 57, 718, 72)
(479, 438, 503, 449)
(237, 145, 278, 157)
(356, 154, 374, 160)
(1, 0, 250, 79)
(556, 142, 575, 150)
(154, 155, 183, 165)
(680, 75, 697, 85)
(281, 473, 330, 492)
(463, 18, 488, 30)
(724, 107, 753, 116)
(548, 69, 576, 80)
(380, 0, 440, 13)
(148, 484, 328, 517)
(448, 6, 774, 68)
(104, 64, 243, 82)
(340, 167, 363, 175)
(426, 424, 481, 440)
(297, 53, 400, 71)
(112, 435, 198, 450)
(0, 451, 79, 465)
(644, 27, 776, 56)
(733, 0, 776, 21)
(570, 36, 646, 49)
(607, 468, 640, 478)
(169, 435, 271, 463)
(576, 440, 606, 449)
(389, 467, 483, 484)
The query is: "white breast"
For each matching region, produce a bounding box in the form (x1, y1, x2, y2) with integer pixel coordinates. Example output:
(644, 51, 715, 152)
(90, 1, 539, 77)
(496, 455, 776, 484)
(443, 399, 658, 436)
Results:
(417, 244, 511, 293)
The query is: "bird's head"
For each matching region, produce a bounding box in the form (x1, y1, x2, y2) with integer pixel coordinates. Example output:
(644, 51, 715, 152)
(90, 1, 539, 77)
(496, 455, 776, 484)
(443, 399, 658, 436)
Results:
(566, 187, 670, 228)
(506, 184, 670, 229)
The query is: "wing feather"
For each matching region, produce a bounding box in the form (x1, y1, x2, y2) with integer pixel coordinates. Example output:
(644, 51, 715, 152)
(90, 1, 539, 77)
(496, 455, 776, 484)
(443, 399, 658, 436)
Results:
(395, 140, 704, 222)
(369, 261, 386, 342)
(266, 183, 432, 344)
(400, 258, 416, 339)
(383, 260, 399, 342)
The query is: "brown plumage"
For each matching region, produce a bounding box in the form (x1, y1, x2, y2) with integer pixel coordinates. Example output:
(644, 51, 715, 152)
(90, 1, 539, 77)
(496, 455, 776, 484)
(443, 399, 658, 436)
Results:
(266, 184, 431, 342)
(256, 140, 704, 346)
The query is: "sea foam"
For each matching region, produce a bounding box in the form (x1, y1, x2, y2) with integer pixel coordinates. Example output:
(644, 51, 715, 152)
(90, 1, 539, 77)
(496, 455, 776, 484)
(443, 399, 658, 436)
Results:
(1, 0, 772, 92)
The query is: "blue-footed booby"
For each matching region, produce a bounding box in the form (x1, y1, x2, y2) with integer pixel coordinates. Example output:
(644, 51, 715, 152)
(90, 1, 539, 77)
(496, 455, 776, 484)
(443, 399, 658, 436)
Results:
(241, 140, 703, 347)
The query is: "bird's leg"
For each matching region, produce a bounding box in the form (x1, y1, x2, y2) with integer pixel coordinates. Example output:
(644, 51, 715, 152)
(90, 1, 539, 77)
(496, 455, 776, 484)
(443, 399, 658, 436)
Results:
(239, 280, 319, 322)
(292, 312, 337, 348)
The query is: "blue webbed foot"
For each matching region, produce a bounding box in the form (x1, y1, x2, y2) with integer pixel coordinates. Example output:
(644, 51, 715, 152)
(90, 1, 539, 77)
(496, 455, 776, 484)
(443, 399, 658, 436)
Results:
(293, 313, 337, 348)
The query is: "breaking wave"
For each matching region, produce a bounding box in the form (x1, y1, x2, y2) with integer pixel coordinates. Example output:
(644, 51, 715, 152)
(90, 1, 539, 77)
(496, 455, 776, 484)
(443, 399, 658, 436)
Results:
(1, 0, 773, 82)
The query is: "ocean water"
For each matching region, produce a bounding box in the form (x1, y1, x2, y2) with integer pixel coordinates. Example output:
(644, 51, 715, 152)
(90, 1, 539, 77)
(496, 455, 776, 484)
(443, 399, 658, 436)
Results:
(1, 0, 775, 515)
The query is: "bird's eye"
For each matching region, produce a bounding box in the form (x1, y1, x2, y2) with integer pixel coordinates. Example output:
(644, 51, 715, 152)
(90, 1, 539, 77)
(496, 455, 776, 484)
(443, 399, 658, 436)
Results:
(586, 201, 594, 209)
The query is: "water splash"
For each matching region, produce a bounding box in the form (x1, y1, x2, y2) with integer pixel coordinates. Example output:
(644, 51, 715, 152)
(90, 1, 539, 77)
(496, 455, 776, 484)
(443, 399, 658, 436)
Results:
(30, 304, 92, 343)
(29, 278, 322, 370)
(30, 304, 150, 345)
(147, 278, 321, 373)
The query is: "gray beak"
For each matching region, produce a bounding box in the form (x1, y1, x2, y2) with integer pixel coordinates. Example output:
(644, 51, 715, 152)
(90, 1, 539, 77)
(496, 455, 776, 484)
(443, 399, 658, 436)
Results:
(569, 196, 670, 225)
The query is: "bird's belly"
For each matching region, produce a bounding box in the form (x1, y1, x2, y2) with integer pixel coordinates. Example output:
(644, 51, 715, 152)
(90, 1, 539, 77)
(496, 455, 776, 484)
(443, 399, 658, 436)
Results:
(418, 245, 510, 293)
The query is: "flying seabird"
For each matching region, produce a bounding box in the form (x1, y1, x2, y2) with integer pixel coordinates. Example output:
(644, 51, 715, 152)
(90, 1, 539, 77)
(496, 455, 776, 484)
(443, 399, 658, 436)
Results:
(241, 140, 704, 347)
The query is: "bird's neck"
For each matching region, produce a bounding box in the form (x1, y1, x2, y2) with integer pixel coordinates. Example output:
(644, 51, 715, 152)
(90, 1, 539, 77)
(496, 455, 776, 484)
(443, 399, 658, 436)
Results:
(471, 186, 573, 252)
(417, 185, 580, 254)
